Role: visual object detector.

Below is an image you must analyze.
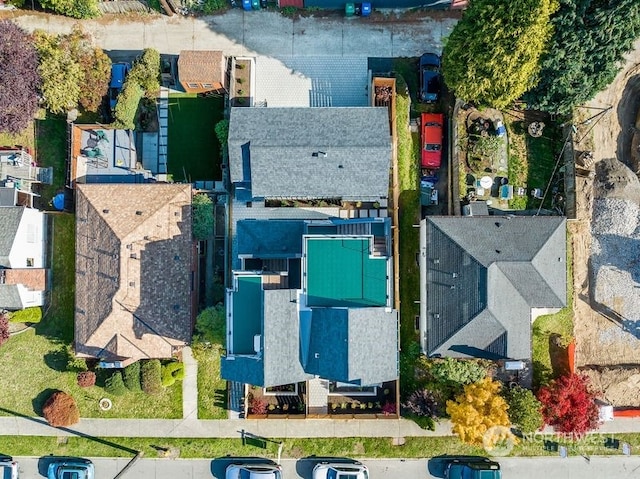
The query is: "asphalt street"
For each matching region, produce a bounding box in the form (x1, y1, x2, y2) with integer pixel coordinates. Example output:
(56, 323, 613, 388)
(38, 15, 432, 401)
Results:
(11, 455, 640, 479)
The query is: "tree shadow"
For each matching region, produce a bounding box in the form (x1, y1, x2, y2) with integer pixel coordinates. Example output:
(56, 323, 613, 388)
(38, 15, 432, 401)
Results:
(532, 359, 552, 391)
(549, 333, 570, 378)
(43, 348, 67, 372)
(32, 388, 59, 417)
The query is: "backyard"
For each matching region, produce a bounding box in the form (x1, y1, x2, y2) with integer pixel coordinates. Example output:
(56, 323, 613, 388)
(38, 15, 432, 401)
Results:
(167, 94, 224, 182)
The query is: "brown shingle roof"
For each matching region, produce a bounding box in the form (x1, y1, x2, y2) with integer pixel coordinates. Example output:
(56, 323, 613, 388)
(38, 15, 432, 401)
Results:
(3, 268, 47, 291)
(74, 183, 193, 361)
(178, 50, 224, 83)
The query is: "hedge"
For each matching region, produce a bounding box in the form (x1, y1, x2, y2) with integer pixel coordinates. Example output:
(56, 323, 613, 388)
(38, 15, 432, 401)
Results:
(104, 371, 126, 396)
(112, 81, 143, 130)
(161, 362, 185, 387)
(123, 361, 141, 391)
(141, 359, 163, 395)
(9, 307, 42, 323)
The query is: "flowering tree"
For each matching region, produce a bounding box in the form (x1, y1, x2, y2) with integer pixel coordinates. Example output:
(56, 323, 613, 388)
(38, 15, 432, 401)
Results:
(537, 373, 599, 434)
(0, 21, 41, 134)
(446, 378, 510, 445)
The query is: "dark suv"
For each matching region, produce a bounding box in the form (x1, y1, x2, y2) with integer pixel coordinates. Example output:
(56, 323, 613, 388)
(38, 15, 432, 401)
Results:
(419, 53, 442, 103)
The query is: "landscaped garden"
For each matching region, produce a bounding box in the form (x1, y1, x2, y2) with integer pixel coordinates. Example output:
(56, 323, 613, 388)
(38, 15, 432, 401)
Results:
(167, 93, 225, 182)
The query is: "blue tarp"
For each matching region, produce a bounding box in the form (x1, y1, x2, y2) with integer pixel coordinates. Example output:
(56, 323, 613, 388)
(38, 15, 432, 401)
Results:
(52, 193, 65, 211)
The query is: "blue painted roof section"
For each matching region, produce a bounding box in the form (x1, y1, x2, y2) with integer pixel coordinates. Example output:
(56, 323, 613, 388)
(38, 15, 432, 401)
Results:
(237, 220, 305, 258)
(221, 355, 264, 386)
(303, 308, 350, 382)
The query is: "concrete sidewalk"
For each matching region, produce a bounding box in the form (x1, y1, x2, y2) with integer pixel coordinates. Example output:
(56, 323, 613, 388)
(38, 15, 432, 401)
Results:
(3, 415, 640, 439)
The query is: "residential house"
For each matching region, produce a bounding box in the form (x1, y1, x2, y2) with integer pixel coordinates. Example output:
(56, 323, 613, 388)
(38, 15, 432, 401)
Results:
(222, 106, 397, 413)
(419, 216, 567, 361)
(0, 146, 53, 207)
(68, 124, 160, 188)
(177, 50, 226, 94)
(0, 206, 48, 310)
(74, 184, 194, 365)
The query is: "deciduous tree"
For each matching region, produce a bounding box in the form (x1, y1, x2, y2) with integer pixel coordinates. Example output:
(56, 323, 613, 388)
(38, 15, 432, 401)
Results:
(442, 0, 558, 108)
(192, 193, 214, 240)
(0, 21, 41, 135)
(446, 378, 511, 445)
(38, 0, 99, 19)
(34, 31, 83, 115)
(537, 373, 599, 434)
(525, 0, 640, 114)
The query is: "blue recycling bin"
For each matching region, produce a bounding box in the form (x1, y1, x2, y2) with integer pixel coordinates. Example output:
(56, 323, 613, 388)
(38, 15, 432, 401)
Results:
(242, 0, 251, 10)
(361, 2, 371, 16)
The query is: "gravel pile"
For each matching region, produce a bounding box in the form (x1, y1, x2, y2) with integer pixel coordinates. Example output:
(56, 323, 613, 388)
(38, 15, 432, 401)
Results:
(591, 158, 640, 326)
(581, 367, 640, 407)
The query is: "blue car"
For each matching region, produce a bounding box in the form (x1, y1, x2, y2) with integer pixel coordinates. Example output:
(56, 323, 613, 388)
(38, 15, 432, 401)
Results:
(109, 62, 131, 110)
(47, 459, 94, 479)
(419, 53, 442, 103)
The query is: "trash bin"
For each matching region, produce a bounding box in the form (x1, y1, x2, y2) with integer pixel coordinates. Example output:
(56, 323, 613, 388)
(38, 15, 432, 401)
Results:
(345, 2, 355, 16)
(260, 0, 267, 6)
(361, 2, 371, 15)
(242, 0, 251, 10)
(251, 0, 260, 8)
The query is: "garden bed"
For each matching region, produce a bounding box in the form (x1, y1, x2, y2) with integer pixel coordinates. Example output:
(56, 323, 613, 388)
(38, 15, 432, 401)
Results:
(232, 58, 251, 107)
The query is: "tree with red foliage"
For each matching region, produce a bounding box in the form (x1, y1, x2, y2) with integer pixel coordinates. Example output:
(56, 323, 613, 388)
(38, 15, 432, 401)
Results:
(0, 313, 9, 347)
(537, 373, 599, 434)
(0, 21, 41, 135)
(42, 391, 80, 427)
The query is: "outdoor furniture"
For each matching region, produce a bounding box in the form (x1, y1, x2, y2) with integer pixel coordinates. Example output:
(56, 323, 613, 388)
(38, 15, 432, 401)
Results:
(515, 186, 526, 196)
(528, 122, 545, 137)
(531, 188, 543, 199)
(500, 185, 513, 200)
(480, 176, 493, 189)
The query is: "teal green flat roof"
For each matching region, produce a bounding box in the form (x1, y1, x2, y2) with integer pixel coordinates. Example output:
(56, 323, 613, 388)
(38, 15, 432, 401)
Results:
(232, 275, 262, 354)
(305, 237, 388, 307)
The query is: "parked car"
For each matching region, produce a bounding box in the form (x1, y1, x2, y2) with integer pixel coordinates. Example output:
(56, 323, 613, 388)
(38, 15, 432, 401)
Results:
(444, 459, 501, 479)
(108, 62, 131, 110)
(0, 457, 19, 479)
(47, 459, 94, 479)
(226, 463, 282, 479)
(419, 53, 442, 103)
(313, 462, 369, 479)
(421, 112, 444, 169)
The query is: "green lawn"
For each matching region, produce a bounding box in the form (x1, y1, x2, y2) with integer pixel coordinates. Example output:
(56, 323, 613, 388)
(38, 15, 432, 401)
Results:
(167, 94, 224, 182)
(34, 115, 67, 208)
(0, 214, 182, 419)
(532, 233, 574, 389)
(195, 345, 227, 419)
(1, 433, 638, 459)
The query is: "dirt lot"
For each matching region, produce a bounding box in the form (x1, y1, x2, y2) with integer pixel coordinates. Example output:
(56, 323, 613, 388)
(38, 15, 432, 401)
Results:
(572, 39, 640, 379)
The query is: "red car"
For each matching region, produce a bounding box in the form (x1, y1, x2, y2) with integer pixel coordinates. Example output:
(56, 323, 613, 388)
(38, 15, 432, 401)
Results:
(421, 112, 444, 169)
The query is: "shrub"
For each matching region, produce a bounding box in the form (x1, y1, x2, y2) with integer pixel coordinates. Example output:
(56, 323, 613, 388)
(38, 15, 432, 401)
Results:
(402, 389, 438, 430)
(537, 373, 599, 434)
(214, 119, 230, 147)
(504, 385, 544, 433)
(430, 358, 488, 386)
(77, 371, 96, 388)
(141, 359, 163, 395)
(192, 194, 214, 240)
(129, 48, 161, 94)
(9, 307, 42, 323)
(382, 402, 397, 416)
(112, 81, 143, 130)
(250, 398, 267, 415)
(0, 313, 9, 347)
(194, 305, 225, 345)
(123, 361, 141, 391)
(42, 391, 80, 427)
(64, 345, 88, 372)
(104, 371, 126, 396)
(161, 362, 185, 387)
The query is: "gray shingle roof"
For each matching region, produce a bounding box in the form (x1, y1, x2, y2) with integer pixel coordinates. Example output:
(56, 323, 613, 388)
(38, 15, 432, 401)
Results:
(0, 207, 25, 268)
(228, 107, 391, 201)
(302, 307, 398, 385)
(0, 284, 23, 310)
(421, 216, 567, 360)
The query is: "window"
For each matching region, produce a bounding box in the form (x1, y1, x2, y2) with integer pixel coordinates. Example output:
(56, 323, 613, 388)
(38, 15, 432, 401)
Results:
(187, 83, 199, 89)
(26, 258, 34, 267)
(202, 83, 213, 88)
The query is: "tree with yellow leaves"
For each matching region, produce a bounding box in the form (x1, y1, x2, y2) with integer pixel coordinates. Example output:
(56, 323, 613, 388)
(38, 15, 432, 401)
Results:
(446, 377, 511, 446)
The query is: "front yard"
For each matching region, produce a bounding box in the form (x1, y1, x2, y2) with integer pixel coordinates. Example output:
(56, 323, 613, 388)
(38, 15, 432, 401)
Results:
(0, 214, 183, 419)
